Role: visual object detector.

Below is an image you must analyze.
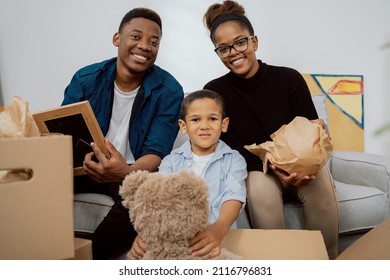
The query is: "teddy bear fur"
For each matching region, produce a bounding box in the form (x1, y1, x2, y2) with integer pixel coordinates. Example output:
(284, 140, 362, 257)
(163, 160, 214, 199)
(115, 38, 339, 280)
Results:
(119, 170, 242, 260)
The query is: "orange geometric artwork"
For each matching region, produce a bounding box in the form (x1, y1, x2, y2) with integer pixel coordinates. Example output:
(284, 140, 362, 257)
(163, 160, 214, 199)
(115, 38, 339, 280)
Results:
(303, 74, 364, 152)
(328, 80, 363, 95)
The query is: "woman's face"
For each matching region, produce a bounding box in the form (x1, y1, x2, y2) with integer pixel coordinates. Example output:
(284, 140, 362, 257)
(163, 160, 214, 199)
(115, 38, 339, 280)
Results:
(213, 21, 259, 78)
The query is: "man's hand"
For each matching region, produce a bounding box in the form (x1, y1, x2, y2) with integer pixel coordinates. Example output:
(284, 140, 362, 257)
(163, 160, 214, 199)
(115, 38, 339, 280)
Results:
(83, 138, 130, 183)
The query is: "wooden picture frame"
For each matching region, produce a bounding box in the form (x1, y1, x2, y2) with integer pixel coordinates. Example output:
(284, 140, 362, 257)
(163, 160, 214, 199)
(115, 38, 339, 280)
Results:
(33, 101, 109, 176)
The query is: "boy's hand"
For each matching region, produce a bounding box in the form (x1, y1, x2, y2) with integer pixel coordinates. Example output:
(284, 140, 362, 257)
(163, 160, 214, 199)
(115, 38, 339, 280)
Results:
(130, 235, 146, 259)
(189, 222, 226, 258)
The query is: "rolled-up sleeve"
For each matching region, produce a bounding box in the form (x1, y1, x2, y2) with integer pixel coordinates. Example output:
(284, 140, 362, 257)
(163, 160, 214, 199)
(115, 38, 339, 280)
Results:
(209, 151, 247, 226)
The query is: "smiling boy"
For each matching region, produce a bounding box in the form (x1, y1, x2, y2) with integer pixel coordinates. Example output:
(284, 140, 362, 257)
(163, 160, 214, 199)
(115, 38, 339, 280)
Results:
(130, 89, 247, 259)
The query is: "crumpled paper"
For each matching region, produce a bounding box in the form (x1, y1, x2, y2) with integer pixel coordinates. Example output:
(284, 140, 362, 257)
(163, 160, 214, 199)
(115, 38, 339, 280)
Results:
(244, 116, 333, 179)
(0, 96, 40, 183)
(0, 96, 40, 138)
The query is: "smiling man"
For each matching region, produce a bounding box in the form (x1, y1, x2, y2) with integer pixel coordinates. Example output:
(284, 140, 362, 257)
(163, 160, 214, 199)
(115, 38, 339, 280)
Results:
(62, 7, 184, 259)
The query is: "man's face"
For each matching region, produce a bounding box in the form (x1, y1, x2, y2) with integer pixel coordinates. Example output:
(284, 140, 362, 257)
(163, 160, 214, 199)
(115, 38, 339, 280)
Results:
(113, 17, 161, 74)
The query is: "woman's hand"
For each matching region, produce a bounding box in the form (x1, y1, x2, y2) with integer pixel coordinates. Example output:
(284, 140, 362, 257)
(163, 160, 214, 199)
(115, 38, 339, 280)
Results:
(270, 164, 315, 187)
(311, 119, 331, 139)
(130, 235, 146, 259)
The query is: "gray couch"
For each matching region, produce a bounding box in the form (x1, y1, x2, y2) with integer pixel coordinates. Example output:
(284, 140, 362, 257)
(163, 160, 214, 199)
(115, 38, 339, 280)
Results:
(73, 94, 390, 256)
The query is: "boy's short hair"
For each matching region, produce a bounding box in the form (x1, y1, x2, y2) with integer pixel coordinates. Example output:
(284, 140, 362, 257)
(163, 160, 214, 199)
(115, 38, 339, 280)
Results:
(118, 7, 162, 33)
(180, 89, 226, 119)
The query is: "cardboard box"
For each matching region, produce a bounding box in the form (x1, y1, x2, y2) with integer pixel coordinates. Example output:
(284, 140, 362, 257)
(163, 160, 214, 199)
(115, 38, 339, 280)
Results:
(0, 135, 74, 260)
(222, 229, 329, 260)
(66, 238, 92, 260)
(337, 217, 390, 260)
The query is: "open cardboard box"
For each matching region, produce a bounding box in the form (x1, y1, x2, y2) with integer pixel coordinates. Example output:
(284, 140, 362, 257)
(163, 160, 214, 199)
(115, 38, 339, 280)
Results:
(0, 135, 74, 260)
(336, 217, 390, 260)
(222, 229, 329, 260)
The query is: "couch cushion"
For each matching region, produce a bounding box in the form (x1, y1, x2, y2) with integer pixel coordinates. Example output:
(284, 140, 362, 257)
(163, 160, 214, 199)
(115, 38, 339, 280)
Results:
(284, 202, 305, 229)
(236, 208, 252, 229)
(330, 151, 390, 194)
(74, 193, 114, 234)
(335, 181, 390, 234)
(281, 181, 390, 234)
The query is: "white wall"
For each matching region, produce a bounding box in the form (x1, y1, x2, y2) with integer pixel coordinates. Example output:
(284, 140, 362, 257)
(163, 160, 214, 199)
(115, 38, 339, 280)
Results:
(1, 0, 390, 156)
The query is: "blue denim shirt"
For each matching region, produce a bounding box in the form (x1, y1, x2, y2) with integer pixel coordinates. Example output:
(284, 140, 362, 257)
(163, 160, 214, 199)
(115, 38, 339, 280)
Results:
(62, 57, 184, 160)
(159, 140, 247, 228)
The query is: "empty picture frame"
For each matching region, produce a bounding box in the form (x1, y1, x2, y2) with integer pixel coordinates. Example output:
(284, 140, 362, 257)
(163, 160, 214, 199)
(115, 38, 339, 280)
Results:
(33, 101, 109, 176)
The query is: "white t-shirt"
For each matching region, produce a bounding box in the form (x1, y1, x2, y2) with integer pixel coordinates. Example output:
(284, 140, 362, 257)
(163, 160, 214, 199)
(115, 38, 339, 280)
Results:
(192, 152, 215, 178)
(105, 82, 140, 164)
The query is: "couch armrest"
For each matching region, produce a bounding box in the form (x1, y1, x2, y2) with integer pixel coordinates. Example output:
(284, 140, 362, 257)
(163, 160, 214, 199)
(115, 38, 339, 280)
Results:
(329, 150, 390, 194)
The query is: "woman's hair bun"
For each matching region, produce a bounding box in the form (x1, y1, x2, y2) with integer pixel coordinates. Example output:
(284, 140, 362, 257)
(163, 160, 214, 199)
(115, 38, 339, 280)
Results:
(204, 0, 245, 31)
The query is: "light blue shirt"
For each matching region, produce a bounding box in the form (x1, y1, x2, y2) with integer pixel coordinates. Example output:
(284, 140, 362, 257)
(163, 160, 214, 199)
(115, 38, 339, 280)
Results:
(159, 140, 247, 228)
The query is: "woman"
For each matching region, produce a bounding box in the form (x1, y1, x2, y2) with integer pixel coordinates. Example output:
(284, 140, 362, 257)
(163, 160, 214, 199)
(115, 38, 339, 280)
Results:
(203, 0, 339, 259)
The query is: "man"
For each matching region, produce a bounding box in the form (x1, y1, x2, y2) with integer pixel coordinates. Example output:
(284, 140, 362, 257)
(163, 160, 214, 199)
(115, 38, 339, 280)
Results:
(62, 7, 184, 259)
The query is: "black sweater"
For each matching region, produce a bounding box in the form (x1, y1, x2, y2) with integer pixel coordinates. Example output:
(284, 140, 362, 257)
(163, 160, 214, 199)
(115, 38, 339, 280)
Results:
(204, 60, 318, 172)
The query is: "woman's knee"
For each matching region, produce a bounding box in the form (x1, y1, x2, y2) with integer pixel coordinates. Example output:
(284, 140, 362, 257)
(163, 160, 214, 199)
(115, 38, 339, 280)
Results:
(246, 171, 282, 199)
(245, 171, 285, 228)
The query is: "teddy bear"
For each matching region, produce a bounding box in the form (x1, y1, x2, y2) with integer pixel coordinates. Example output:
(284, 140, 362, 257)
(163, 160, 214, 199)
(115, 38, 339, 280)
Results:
(119, 170, 242, 260)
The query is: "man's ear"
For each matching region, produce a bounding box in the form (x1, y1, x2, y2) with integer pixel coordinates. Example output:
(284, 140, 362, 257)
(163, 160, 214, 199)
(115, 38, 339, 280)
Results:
(178, 119, 187, 134)
(113, 32, 120, 47)
(221, 117, 229, 133)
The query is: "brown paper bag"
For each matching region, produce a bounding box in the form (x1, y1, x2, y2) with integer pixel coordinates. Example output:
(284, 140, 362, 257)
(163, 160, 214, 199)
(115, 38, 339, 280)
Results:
(0, 96, 40, 138)
(245, 116, 333, 179)
(0, 96, 40, 183)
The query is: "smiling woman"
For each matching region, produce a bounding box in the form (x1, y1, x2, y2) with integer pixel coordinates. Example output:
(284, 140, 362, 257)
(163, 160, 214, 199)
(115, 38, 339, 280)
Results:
(202, 0, 339, 259)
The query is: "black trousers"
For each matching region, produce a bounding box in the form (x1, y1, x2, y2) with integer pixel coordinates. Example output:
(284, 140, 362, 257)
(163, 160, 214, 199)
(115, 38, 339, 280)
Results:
(74, 175, 137, 260)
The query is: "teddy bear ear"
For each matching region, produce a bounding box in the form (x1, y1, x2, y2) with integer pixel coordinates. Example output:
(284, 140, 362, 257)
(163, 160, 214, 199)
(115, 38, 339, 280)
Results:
(119, 170, 150, 208)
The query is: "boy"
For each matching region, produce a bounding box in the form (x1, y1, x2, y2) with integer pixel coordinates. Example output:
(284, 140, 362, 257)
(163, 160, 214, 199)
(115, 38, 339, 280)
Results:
(130, 89, 247, 259)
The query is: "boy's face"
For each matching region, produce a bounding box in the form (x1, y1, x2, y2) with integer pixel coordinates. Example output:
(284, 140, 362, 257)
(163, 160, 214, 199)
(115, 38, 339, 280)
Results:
(113, 17, 161, 74)
(179, 98, 229, 156)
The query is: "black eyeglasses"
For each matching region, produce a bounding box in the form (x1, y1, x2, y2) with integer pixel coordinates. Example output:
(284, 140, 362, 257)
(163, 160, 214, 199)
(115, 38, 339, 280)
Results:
(214, 36, 254, 59)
